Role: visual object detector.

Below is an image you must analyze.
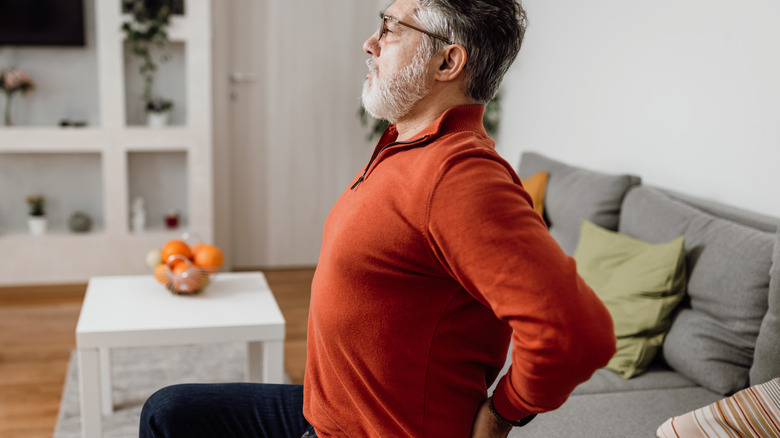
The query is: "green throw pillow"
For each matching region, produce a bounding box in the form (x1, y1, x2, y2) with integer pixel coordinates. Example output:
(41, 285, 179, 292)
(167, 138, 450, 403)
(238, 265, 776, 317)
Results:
(574, 221, 687, 378)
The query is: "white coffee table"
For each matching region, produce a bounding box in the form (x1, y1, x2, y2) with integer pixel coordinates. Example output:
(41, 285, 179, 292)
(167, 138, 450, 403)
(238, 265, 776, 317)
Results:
(75, 272, 286, 438)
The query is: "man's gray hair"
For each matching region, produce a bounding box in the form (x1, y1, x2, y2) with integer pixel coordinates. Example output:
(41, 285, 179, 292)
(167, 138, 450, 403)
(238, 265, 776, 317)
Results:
(412, 0, 527, 104)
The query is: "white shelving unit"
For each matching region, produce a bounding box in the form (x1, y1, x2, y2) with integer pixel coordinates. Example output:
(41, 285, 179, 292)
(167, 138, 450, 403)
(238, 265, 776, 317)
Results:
(0, 1, 213, 286)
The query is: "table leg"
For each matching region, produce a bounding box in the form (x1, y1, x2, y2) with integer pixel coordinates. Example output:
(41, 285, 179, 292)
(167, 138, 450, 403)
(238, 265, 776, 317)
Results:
(78, 348, 103, 438)
(99, 348, 113, 415)
(247, 340, 284, 383)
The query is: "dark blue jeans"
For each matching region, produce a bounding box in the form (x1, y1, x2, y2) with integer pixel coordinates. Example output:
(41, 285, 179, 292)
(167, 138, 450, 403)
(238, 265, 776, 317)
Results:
(139, 383, 316, 438)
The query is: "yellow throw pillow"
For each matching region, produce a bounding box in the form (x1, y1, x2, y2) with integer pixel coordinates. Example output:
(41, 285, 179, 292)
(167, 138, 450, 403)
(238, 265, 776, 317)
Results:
(521, 170, 548, 217)
(574, 221, 687, 378)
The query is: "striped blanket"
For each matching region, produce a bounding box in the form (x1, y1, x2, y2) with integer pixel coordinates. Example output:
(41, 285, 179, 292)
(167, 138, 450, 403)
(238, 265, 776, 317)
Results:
(657, 377, 780, 438)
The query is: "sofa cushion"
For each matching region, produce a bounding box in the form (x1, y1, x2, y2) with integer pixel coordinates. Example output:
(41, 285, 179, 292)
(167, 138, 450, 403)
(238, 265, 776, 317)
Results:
(574, 221, 687, 378)
(750, 230, 780, 385)
(520, 170, 548, 217)
(662, 189, 779, 233)
(511, 387, 722, 438)
(517, 152, 641, 255)
(573, 366, 698, 395)
(657, 377, 780, 438)
(619, 187, 774, 395)
(493, 351, 699, 397)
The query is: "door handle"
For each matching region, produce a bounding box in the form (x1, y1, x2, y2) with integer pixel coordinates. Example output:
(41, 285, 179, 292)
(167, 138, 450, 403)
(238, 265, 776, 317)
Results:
(230, 72, 257, 83)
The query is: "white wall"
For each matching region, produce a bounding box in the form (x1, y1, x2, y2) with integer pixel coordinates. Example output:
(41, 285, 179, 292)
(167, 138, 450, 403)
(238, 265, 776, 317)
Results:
(497, 0, 780, 218)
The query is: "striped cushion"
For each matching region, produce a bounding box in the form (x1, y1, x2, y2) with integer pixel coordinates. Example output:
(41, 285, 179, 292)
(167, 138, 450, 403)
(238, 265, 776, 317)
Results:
(656, 377, 780, 438)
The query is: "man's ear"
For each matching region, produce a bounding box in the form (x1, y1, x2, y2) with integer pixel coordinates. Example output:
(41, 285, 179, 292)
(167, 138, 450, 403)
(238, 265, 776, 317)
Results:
(433, 44, 467, 83)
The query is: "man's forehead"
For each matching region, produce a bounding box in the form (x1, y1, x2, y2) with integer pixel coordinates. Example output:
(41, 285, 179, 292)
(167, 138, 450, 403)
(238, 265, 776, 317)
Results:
(383, 0, 417, 20)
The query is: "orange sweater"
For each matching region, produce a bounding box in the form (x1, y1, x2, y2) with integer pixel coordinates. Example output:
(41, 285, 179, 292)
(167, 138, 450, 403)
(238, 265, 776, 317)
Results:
(303, 105, 616, 437)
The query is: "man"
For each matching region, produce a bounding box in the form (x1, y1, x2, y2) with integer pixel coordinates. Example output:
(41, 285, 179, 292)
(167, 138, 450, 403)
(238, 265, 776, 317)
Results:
(140, 1, 616, 437)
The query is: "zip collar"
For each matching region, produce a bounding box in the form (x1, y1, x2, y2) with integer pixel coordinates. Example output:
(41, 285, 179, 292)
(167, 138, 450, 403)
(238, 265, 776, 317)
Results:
(351, 105, 487, 190)
(351, 133, 430, 189)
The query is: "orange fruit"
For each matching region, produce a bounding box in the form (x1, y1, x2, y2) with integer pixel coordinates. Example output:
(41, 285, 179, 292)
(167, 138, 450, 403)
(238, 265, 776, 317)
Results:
(171, 261, 189, 276)
(190, 243, 206, 258)
(167, 254, 188, 272)
(161, 240, 193, 264)
(153, 264, 170, 284)
(193, 244, 224, 270)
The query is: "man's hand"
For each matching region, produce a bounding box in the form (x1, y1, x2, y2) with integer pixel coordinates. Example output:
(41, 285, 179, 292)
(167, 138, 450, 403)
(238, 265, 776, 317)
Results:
(470, 398, 513, 438)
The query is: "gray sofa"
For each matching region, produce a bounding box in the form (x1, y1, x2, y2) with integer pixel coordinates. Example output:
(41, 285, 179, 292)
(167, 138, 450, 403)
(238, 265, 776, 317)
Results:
(498, 152, 780, 437)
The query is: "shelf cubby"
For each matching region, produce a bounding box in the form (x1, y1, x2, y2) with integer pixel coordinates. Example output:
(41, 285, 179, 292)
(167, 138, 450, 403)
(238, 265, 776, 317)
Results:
(123, 41, 188, 127)
(127, 150, 189, 232)
(0, 152, 104, 235)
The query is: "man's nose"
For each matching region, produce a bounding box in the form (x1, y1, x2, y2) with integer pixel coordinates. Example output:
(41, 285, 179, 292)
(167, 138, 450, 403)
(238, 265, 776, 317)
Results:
(363, 30, 380, 56)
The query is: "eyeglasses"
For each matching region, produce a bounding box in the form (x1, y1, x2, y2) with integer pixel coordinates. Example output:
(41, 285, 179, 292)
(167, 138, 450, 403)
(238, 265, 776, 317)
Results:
(378, 13, 452, 45)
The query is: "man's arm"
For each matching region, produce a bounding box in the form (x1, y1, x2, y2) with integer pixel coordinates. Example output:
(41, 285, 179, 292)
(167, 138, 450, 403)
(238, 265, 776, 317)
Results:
(427, 151, 617, 422)
(471, 398, 512, 438)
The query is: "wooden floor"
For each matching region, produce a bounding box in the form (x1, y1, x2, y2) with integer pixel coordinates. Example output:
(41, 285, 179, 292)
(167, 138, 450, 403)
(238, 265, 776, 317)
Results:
(0, 268, 314, 438)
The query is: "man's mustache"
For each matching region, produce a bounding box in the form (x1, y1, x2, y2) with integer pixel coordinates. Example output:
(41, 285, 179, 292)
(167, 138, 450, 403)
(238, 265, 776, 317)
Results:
(366, 58, 378, 75)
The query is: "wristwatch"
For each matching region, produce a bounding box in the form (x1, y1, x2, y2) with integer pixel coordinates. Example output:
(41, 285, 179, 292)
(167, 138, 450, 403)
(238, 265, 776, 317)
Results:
(488, 396, 537, 427)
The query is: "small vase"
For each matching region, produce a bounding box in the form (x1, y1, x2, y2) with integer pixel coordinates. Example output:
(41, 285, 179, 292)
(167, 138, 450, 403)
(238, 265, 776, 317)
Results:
(132, 212, 146, 233)
(165, 210, 180, 229)
(3, 92, 13, 127)
(147, 111, 170, 128)
(28, 216, 47, 236)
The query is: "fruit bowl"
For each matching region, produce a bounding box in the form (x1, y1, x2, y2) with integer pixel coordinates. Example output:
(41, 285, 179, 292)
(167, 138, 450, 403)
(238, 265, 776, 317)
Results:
(154, 255, 213, 294)
(148, 236, 225, 295)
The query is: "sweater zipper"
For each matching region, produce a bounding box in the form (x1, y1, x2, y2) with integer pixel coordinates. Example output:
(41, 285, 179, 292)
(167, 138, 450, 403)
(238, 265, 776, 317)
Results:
(350, 135, 429, 190)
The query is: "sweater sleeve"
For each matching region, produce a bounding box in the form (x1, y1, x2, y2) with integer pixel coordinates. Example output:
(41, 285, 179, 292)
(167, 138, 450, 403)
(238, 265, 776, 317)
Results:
(425, 151, 616, 421)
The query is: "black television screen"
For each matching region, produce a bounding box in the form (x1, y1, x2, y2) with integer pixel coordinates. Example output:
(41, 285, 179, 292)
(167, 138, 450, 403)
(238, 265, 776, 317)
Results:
(0, 0, 85, 47)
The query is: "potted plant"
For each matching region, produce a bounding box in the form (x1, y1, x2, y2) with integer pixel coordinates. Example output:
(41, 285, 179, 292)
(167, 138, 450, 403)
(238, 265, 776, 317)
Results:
(121, 0, 174, 127)
(145, 98, 173, 127)
(0, 67, 35, 126)
(26, 194, 47, 235)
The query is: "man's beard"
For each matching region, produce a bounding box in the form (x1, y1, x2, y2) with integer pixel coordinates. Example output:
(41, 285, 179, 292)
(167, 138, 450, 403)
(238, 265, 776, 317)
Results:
(361, 45, 431, 124)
